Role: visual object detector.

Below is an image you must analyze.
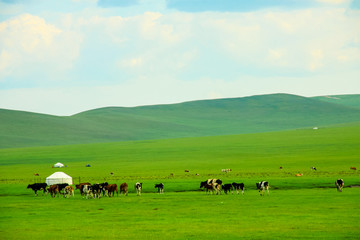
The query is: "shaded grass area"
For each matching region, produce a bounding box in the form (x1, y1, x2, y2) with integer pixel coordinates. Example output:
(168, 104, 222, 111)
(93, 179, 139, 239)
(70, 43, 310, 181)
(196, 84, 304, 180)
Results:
(0, 185, 359, 240)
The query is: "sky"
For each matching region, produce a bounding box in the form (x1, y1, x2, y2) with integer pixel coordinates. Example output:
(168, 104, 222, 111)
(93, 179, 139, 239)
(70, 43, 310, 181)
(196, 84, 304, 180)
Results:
(0, 0, 359, 116)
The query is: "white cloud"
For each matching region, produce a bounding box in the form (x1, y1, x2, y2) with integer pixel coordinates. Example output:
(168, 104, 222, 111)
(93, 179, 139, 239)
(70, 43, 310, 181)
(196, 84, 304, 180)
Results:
(0, 14, 82, 81)
(315, 0, 351, 5)
(0, 5, 359, 114)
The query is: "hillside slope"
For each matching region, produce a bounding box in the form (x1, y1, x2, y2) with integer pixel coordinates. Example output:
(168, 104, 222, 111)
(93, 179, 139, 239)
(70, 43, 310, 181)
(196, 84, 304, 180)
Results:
(1, 93, 360, 148)
(312, 94, 360, 109)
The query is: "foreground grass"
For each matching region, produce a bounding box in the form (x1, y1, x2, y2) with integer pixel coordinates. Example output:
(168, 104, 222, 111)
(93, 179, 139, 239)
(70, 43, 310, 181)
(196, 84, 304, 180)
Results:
(0, 123, 359, 239)
(0, 185, 359, 240)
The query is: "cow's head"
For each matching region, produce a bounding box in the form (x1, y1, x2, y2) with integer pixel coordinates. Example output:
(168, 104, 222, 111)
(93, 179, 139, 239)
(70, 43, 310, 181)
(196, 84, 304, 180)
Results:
(200, 181, 207, 188)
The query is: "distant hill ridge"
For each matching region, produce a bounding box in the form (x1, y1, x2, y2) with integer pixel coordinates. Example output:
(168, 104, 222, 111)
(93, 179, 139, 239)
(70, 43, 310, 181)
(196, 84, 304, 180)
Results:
(1, 93, 360, 148)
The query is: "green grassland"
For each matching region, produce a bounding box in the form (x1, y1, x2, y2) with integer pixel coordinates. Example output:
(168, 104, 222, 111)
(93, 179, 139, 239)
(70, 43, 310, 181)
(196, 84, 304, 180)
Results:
(1, 187, 359, 240)
(0, 122, 359, 239)
(1, 93, 360, 148)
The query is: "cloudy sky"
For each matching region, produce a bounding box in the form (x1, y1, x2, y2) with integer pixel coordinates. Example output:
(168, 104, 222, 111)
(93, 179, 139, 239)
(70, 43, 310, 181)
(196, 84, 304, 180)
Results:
(0, 0, 359, 115)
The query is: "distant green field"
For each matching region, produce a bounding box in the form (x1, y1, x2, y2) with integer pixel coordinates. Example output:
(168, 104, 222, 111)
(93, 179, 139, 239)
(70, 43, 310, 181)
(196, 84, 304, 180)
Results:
(1, 122, 359, 183)
(1, 123, 359, 239)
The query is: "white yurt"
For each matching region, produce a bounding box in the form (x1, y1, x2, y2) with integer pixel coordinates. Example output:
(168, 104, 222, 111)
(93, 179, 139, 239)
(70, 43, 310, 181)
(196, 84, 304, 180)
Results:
(53, 162, 65, 168)
(46, 172, 73, 185)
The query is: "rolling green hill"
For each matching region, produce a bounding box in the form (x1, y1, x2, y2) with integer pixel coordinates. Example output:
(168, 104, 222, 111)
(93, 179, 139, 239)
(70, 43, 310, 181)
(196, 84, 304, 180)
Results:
(1, 93, 360, 148)
(312, 94, 360, 109)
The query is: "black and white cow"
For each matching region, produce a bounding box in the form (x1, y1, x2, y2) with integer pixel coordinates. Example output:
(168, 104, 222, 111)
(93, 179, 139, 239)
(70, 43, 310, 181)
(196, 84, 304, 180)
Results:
(91, 184, 104, 198)
(222, 184, 233, 194)
(100, 182, 108, 196)
(232, 182, 245, 195)
(207, 179, 222, 195)
(27, 183, 47, 196)
(135, 182, 142, 196)
(256, 181, 269, 196)
(335, 179, 344, 192)
(82, 185, 93, 199)
(155, 183, 164, 194)
(311, 167, 317, 171)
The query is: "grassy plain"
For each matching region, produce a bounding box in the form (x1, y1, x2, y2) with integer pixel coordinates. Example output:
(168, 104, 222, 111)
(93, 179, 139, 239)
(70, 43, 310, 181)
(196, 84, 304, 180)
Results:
(0, 185, 359, 240)
(0, 123, 360, 239)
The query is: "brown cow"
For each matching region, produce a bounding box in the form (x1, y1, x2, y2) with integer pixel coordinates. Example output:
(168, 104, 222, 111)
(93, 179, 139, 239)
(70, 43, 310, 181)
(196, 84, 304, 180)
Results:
(63, 186, 74, 198)
(48, 185, 59, 198)
(202, 183, 215, 194)
(75, 183, 91, 196)
(120, 183, 128, 196)
(105, 184, 118, 197)
(350, 167, 356, 171)
(295, 173, 303, 177)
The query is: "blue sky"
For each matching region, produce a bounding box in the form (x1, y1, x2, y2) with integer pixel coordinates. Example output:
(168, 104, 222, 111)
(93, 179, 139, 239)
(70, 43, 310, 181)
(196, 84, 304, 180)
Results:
(0, 0, 359, 115)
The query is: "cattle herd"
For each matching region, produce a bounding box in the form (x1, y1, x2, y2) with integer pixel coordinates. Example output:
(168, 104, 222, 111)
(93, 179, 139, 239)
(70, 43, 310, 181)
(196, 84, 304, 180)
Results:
(26, 178, 345, 198)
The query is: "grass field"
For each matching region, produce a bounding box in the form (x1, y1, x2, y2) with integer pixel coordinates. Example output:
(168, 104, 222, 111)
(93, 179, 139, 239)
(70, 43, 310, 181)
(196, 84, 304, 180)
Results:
(0, 122, 360, 239)
(0, 185, 359, 239)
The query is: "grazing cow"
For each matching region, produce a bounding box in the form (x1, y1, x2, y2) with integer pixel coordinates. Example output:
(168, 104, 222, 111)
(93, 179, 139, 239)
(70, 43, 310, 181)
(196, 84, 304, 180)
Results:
(91, 184, 104, 198)
(56, 183, 69, 194)
(27, 183, 47, 196)
(100, 182, 109, 196)
(311, 167, 317, 171)
(119, 183, 128, 196)
(279, 166, 283, 170)
(155, 183, 164, 194)
(75, 183, 91, 196)
(207, 179, 222, 194)
(204, 184, 215, 194)
(47, 185, 59, 197)
(200, 179, 222, 195)
(335, 179, 344, 192)
(200, 182, 215, 194)
(185, 170, 189, 172)
(232, 182, 245, 195)
(350, 167, 356, 171)
(105, 184, 118, 197)
(135, 182, 142, 196)
(34, 173, 39, 176)
(82, 185, 93, 199)
(222, 184, 233, 194)
(256, 181, 270, 196)
(63, 186, 74, 198)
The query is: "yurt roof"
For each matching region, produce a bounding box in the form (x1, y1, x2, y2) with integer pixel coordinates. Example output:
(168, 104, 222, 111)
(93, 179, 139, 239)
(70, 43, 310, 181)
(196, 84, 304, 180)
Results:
(46, 171, 71, 178)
